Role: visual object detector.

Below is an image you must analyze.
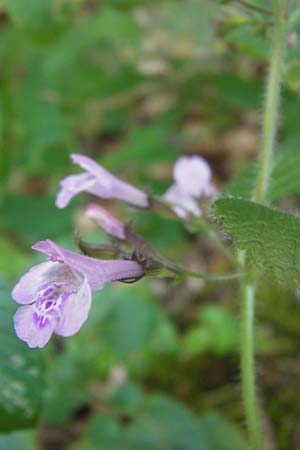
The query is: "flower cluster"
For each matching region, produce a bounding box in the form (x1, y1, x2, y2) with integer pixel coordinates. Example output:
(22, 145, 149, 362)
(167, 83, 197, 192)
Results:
(12, 153, 216, 348)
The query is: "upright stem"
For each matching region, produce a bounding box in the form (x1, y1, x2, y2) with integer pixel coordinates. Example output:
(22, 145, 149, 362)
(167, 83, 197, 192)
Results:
(254, 3, 288, 204)
(240, 2, 289, 450)
(241, 277, 262, 449)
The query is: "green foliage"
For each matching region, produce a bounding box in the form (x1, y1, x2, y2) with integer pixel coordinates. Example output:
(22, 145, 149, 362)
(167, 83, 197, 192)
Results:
(182, 305, 240, 357)
(214, 198, 300, 286)
(225, 148, 300, 202)
(2, 0, 75, 43)
(1, 0, 300, 447)
(225, 23, 270, 60)
(0, 195, 76, 242)
(0, 431, 37, 450)
(0, 277, 44, 431)
(74, 394, 250, 450)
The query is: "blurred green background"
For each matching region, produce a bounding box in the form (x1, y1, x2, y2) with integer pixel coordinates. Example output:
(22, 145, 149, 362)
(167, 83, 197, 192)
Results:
(1, 0, 300, 449)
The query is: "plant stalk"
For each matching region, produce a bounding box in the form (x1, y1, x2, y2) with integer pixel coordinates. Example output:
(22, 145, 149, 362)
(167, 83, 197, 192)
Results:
(239, 3, 289, 450)
(241, 276, 263, 450)
(254, 3, 288, 204)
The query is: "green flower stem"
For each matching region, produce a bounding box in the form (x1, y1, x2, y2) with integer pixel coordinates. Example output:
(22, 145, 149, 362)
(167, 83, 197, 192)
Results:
(240, 2, 289, 450)
(183, 270, 243, 282)
(239, 250, 263, 450)
(240, 274, 263, 450)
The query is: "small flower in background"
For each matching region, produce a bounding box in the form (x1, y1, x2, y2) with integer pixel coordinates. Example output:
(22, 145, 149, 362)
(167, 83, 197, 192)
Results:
(163, 184, 202, 219)
(56, 153, 149, 209)
(12, 240, 144, 348)
(85, 203, 126, 241)
(163, 156, 217, 219)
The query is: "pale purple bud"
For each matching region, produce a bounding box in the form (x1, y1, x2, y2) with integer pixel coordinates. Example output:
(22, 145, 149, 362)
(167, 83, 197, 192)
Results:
(56, 154, 149, 209)
(173, 156, 214, 198)
(163, 156, 218, 219)
(85, 203, 126, 240)
(12, 240, 144, 348)
(163, 184, 202, 219)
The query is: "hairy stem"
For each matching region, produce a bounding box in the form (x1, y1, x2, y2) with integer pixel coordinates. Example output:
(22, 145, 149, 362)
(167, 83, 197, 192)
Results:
(239, 3, 289, 450)
(254, 3, 288, 204)
(241, 277, 263, 450)
(239, 249, 263, 450)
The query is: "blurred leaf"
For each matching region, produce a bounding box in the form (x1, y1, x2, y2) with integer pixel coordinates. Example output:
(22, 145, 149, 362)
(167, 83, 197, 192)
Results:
(74, 395, 249, 450)
(269, 148, 300, 200)
(199, 412, 250, 450)
(101, 286, 160, 358)
(224, 163, 256, 199)
(225, 148, 300, 201)
(3, 0, 75, 43)
(0, 236, 30, 281)
(225, 23, 270, 60)
(42, 354, 89, 425)
(0, 431, 37, 450)
(103, 0, 162, 8)
(111, 383, 143, 414)
(215, 74, 262, 110)
(0, 276, 44, 431)
(0, 194, 76, 242)
(159, 0, 217, 48)
(285, 60, 300, 92)
(101, 116, 179, 178)
(214, 198, 300, 286)
(124, 395, 210, 450)
(182, 305, 239, 357)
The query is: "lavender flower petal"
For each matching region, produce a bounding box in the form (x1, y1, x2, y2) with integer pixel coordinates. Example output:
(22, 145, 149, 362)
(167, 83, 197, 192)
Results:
(12, 261, 55, 305)
(56, 153, 149, 209)
(14, 305, 55, 348)
(71, 153, 115, 180)
(56, 172, 98, 208)
(54, 277, 92, 336)
(12, 239, 144, 348)
(85, 203, 126, 240)
(173, 156, 212, 198)
(32, 240, 144, 288)
(163, 184, 202, 219)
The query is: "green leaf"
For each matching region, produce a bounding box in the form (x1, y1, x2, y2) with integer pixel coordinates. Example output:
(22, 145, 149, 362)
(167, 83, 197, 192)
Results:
(101, 287, 160, 358)
(182, 305, 240, 357)
(0, 236, 30, 281)
(101, 116, 178, 177)
(0, 431, 37, 450)
(3, 0, 75, 43)
(0, 276, 44, 431)
(224, 163, 257, 199)
(0, 194, 76, 242)
(225, 23, 270, 60)
(225, 148, 300, 201)
(74, 395, 250, 450)
(285, 60, 300, 92)
(214, 198, 300, 286)
(270, 148, 300, 201)
(199, 412, 250, 450)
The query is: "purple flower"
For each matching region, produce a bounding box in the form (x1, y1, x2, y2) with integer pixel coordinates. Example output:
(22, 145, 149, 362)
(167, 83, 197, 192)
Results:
(163, 184, 202, 219)
(173, 156, 215, 198)
(56, 153, 149, 209)
(85, 203, 126, 240)
(12, 240, 144, 348)
(163, 156, 217, 219)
